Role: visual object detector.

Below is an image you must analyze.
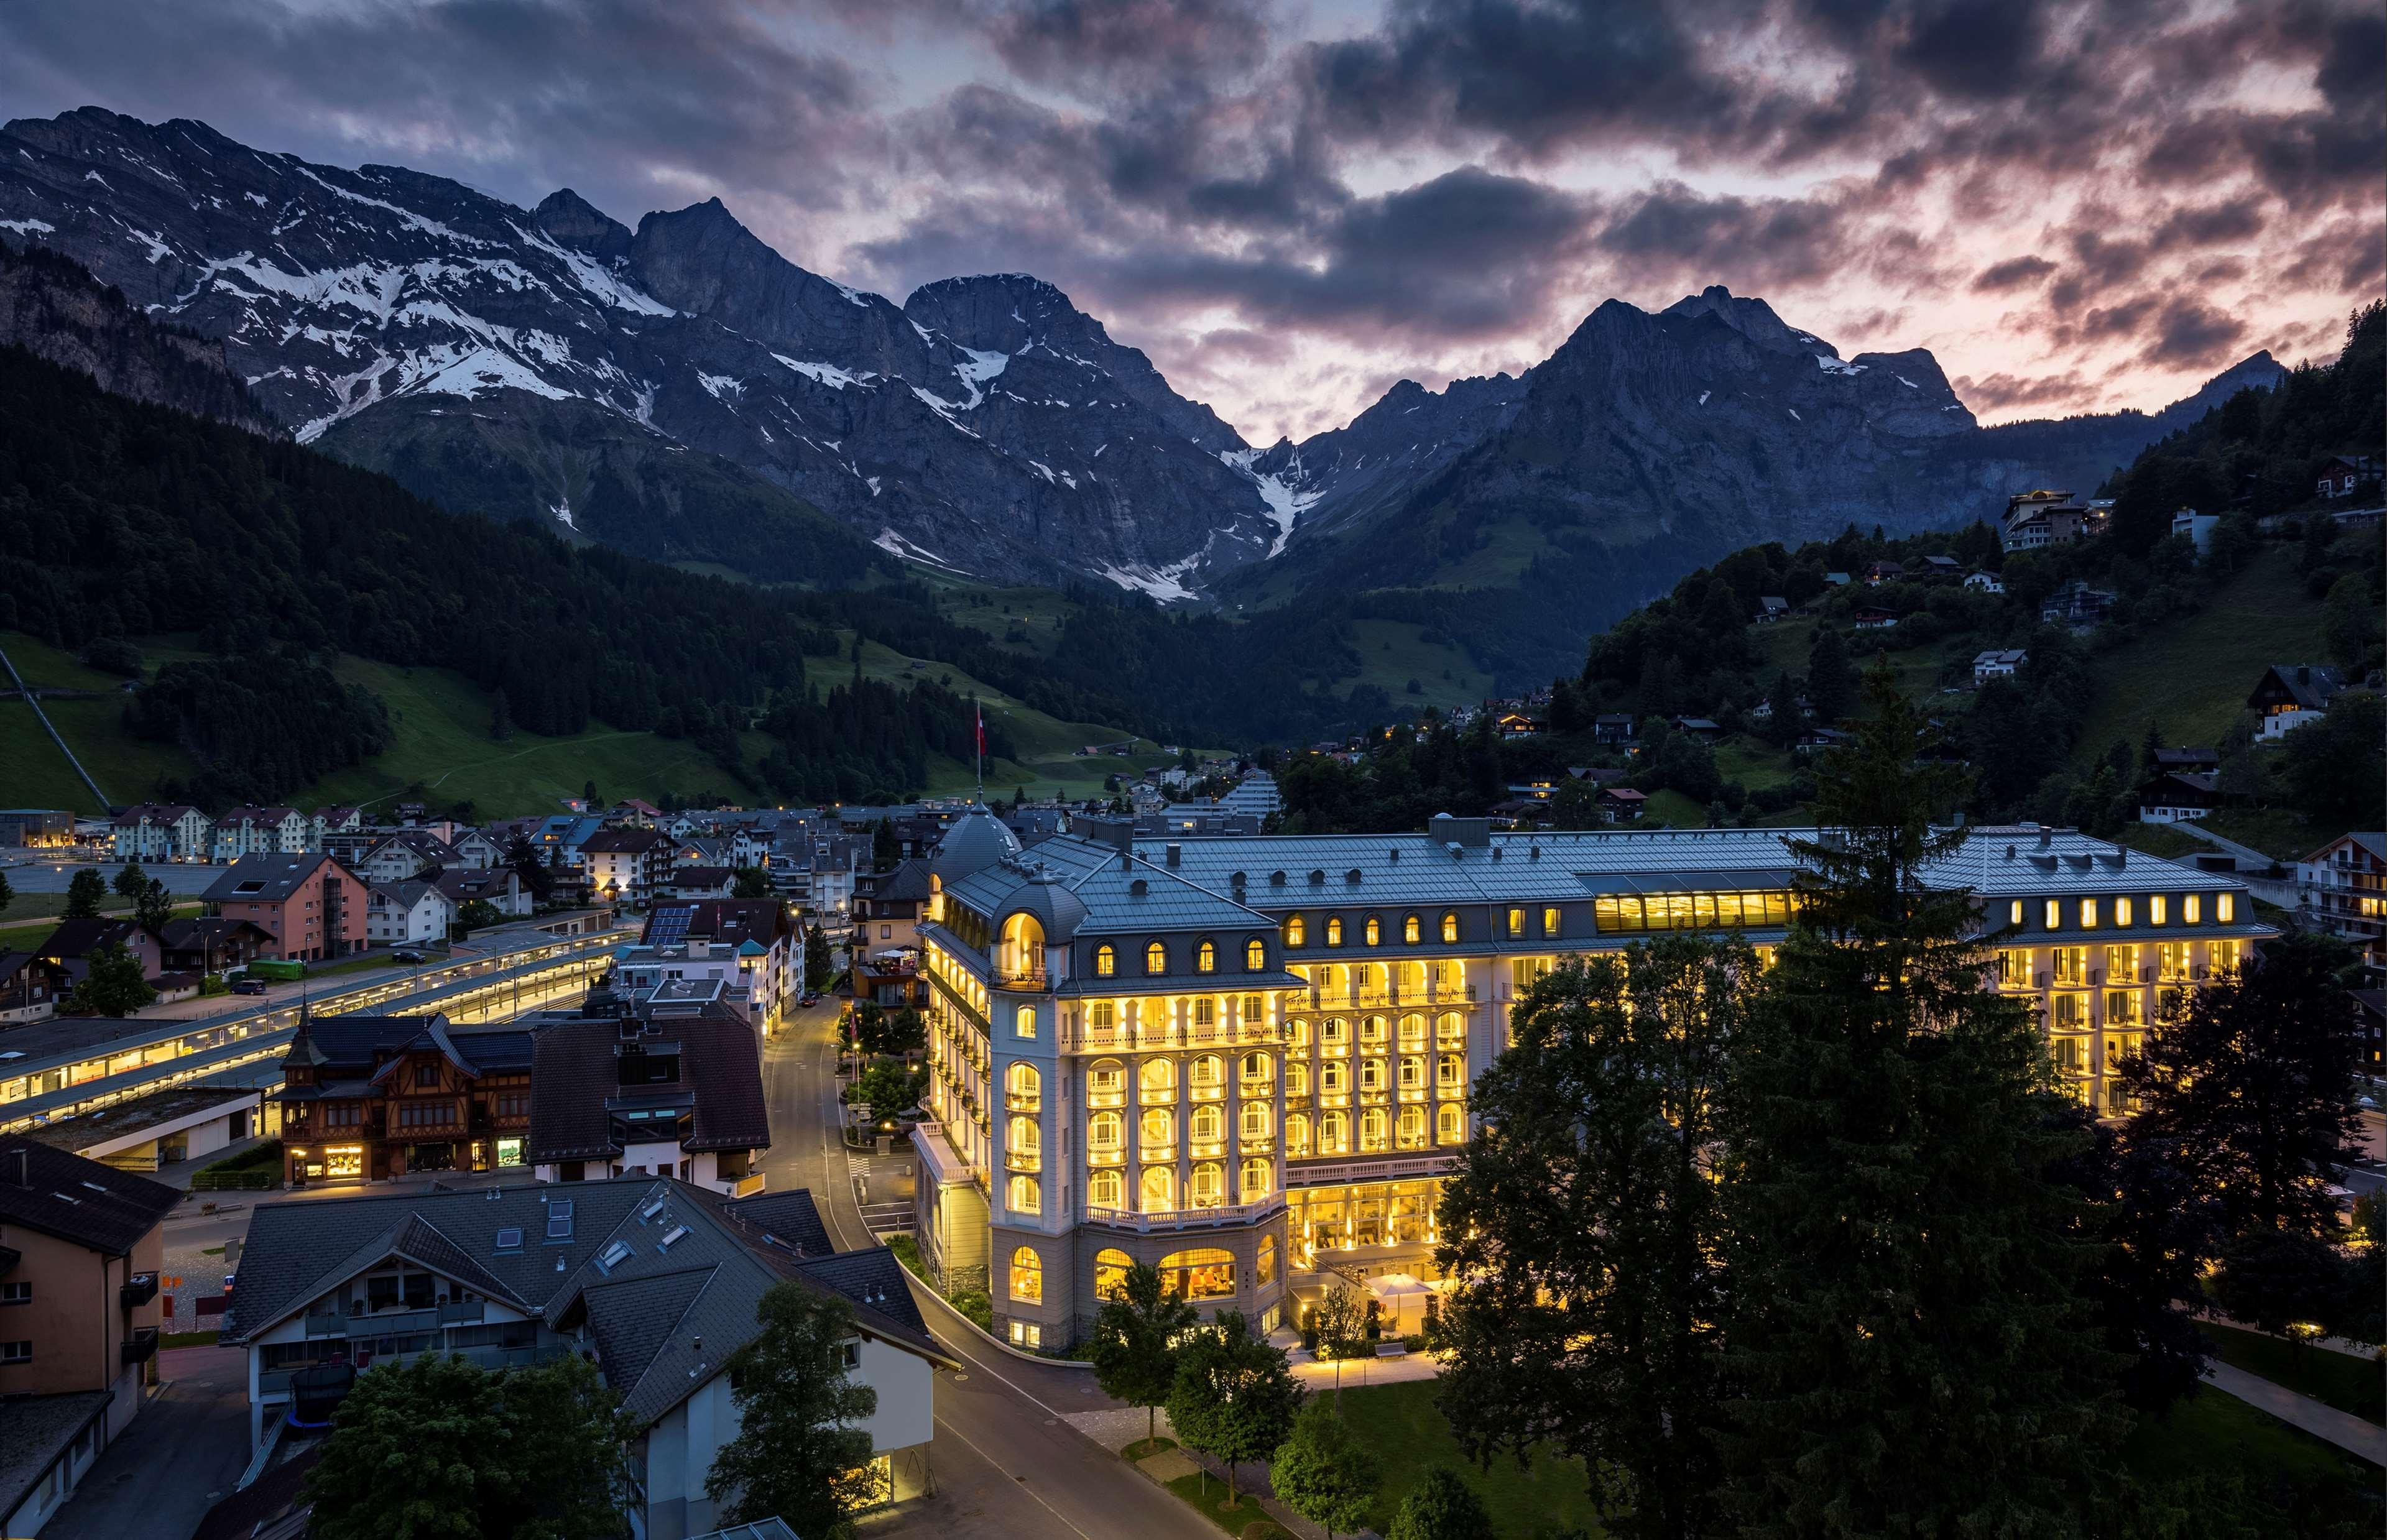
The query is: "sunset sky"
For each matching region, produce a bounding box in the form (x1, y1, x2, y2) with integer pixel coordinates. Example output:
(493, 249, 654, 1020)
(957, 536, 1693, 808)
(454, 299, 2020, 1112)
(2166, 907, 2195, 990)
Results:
(5, 0, 2378, 445)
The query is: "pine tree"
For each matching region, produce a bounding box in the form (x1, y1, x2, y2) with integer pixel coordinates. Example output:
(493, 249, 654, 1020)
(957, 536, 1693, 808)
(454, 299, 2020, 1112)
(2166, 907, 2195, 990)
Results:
(1803, 629, 1855, 723)
(0, 867, 12, 920)
(63, 866, 106, 920)
(134, 876, 174, 936)
(1718, 665, 2123, 1536)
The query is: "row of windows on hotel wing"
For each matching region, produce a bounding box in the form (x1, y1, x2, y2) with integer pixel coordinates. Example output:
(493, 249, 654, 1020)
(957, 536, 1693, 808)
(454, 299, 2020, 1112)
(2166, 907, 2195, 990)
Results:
(1009, 1241, 1270, 1309)
(2006, 893, 2234, 929)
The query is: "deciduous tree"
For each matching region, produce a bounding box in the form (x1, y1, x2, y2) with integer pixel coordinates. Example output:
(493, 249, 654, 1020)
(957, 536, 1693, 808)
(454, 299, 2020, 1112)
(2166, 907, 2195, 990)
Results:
(1271, 1399, 1380, 1540)
(1387, 1468, 1495, 1540)
(1165, 1312, 1303, 1506)
(1436, 934, 1745, 1540)
(1089, 1260, 1196, 1445)
(67, 940, 155, 1018)
(63, 865, 106, 919)
(704, 1284, 879, 1539)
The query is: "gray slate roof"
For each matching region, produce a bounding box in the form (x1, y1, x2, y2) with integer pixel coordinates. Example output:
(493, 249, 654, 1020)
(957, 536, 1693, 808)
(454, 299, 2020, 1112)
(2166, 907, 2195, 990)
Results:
(0, 1136, 180, 1254)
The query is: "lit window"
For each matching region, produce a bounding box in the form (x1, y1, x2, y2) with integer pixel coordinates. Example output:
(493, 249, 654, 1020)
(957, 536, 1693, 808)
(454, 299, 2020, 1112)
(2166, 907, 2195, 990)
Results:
(2044, 900, 2061, 929)
(1139, 1058, 1176, 1102)
(1007, 1175, 1041, 1215)
(1286, 915, 1306, 947)
(1010, 1246, 1043, 1303)
(1189, 1163, 1225, 1207)
(1145, 941, 1167, 974)
(1245, 938, 1266, 971)
(1286, 1112, 1313, 1157)
(1192, 1104, 1225, 1143)
(1088, 1110, 1124, 1158)
(1326, 917, 1344, 946)
(1436, 1104, 1465, 1143)
(1015, 1005, 1036, 1040)
(1094, 1247, 1132, 1297)
(1543, 906, 1561, 937)
(1360, 1107, 1390, 1151)
(1140, 1164, 1176, 1211)
(1095, 945, 1116, 977)
(1441, 912, 1459, 943)
(2116, 897, 2133, 927)
(2185, 895, 2202, 924)
(1403, 914, 1421, 943)
(2080, 899, 2098, 929)
(1319, 1110, 1350, 1153)
(1196, 939, 1217, 974)
(1507, 907, 1524, 938)
(1364, 915, 1381, 946)
(1089, 1169, 1124, 1209)
(1257, 1234, 1278, 1283)
(2217, 893, 2234, 923)
(2151, 895, 2168, 925)
(2010, 900, 2023, 926)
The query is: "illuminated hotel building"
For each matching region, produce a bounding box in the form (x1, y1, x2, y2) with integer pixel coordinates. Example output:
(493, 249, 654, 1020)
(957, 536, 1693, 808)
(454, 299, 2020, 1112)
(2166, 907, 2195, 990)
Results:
(907, 811, 2263, 1350)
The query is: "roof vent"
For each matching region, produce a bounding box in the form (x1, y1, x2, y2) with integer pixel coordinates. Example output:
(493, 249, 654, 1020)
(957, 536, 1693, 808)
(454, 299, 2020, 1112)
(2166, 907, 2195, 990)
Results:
(1388, 848, 1399, 862)
(1230, 870, 1247, 888)
(1528, 846, 1540, 860)
(1130, 878, 1149, 896)
(1308, 870, 1324, 885)
(1270, 870, 1286, 886)
(1345, 869, 1362, 884)
(1166, 844, 1182, 867)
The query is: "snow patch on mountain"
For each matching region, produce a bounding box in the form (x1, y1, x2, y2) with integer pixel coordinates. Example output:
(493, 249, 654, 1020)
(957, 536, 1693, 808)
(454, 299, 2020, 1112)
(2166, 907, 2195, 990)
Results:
(1218, 447, 1320, 558)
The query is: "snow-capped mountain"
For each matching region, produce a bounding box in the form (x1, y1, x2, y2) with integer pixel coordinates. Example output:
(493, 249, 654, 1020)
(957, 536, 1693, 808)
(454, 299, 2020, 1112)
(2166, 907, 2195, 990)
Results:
(0, 108, 1297, 593)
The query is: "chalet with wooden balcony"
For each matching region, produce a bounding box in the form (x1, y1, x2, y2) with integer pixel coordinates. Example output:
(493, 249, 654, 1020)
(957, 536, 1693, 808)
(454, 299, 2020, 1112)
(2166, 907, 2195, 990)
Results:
(525, 984, 770, 1196)
(277, 1015, 535, 1185)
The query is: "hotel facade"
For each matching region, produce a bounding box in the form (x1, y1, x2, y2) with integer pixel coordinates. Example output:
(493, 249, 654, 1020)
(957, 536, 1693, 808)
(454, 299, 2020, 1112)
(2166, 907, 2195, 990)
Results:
(907, 811, 2263, 1350)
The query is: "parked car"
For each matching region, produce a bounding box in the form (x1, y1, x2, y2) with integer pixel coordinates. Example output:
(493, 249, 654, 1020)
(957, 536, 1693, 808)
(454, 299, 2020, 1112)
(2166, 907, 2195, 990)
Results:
(392, 949, 427, 964)
(231, 979, 268, 995)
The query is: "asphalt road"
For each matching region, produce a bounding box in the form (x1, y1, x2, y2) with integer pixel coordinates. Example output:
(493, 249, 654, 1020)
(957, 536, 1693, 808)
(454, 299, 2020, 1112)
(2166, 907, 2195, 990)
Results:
(760, 1005, 1216, 1540)
(40, 1346, 252, 1540)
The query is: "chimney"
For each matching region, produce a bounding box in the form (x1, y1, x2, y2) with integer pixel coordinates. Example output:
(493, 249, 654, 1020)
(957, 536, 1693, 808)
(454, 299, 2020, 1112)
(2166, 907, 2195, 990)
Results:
(2, 1148, 25, 1187)
(1165, 844, 1181, 867)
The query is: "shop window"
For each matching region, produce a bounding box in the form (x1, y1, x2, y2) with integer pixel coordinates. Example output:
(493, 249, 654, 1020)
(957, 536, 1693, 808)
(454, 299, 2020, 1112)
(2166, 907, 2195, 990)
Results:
(1094, 1247, 1132, 1299)
(1157, 1248, 1236, 1301)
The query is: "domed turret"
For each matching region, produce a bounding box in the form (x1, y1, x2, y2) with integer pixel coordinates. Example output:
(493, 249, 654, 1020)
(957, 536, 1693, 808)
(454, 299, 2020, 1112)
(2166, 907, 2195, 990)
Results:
(1001, 870, 1089, 945)
(929, 806, 1020, 883)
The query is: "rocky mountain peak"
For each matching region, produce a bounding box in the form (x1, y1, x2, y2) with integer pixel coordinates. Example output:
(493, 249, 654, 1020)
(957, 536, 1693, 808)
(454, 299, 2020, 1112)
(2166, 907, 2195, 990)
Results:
(1663, 284, 1834, 357)
(534, 188, 632, 264)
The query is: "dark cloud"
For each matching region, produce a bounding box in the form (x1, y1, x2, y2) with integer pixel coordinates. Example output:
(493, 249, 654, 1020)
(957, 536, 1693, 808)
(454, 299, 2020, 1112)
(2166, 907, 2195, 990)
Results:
(987, 0, 1271, 93)
(2138, 298, 2246, 368)
(1952, 369, 2090, 412)
(1892, 0, 2051, 99)
(1592, 183, 1851, 288)
(1970, 255, 2055, 292)
(2149, 198, 2265, 252)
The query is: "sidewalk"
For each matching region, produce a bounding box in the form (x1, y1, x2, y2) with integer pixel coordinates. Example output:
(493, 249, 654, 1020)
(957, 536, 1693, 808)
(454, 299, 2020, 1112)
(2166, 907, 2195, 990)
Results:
(2203, 1362, 2385, 1465)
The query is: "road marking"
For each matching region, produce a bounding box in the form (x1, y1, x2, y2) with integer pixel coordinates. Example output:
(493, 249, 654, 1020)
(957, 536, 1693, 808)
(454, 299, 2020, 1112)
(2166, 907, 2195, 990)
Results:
(932, 1413, 1097, 1540)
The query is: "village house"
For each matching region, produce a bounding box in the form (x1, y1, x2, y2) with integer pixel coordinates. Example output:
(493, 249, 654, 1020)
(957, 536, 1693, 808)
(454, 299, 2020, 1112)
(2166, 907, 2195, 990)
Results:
(2040, 581, 2116, 630)
(218, 1177, 955, 1538)
(0, 1138, 178, 1538)
(2317, 453, 2379, 499)
(661, 866, 736, 900)
(34, 918, 167, 985)
(2136, 772, 2223, 824)
(108, 804, 210, 864)
(2296, 832, 2385, 978)
(356, 829, 459, 885)
(525, 984, 770, 1194)
(366, 881, 454, 944)
(1973, 648, 2028, 685)
(2247, 663, 2348, 741)
(2000, 489, 2092, 551)
(1592, 714, 1637, 745)
(156, 917, 275, 976)
(2170, 508, 2218, 551)
(1755, 595, 1790, 622)
(0, 953, 70, 1026)
(277, 1015, 537, 1184)
(208, 806, 313, 863)
(1963, 570, 2004, 594)
(433, 865, 532, 918)
(579, 828, 675, 908)
(1862, 560, 1904, 586)
(203, 853, 370, 962)
(1600, 786, 1648, 821)
(637, 900, 800, 1028)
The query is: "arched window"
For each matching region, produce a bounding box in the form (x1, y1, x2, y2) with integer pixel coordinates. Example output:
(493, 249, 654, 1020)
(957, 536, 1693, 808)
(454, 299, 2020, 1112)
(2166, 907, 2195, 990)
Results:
(1006, 1062, 1041, 1109)
(1359, 1058, 1387, 1092)
(1397, 1104, 1427, 1148)
(1320, 1060, 1348, 1095)
(1157, 1248, 1235, 1300)
(1364, 914, 1382, 946)
(1359, 1015, 1388, 1048)
(1320, 1110, 1350, 1154)
(1191, 1104, 1225, 1145)
(1189, 1162, 1226, 1207)
(1089, 1169, 1125, 1209)
(1239, 1051, 1275, 1089)
(1286, 914, 1307, 947)
(1007, 1115, 1040, 1167)
(1398, 1013, 1426, 1049)
(1245, 938, 1267, 971)
(1139, 1058, 1176, 1102)
(1089, 1059, 1125, 1106)
(1088, 1110, 1125, 1161)
(1436, 1011, 1466, 1047)
(1398, 1055, 1425, 1092)
(1360, 1107, 1390, 1151)
(1014, 1005, 1036, 1040)
(1140, 1164, 1177, 1212)
(1436, 1053, 1464, 1091)
(1325, 916, 1344, 946)
(1196, 939, 1217, 974)
(1190, 1053, 1225, 1096)
(1010, 1246, 1043, 1302)
(1007, 1174, 1041, 1215)
(1240, 1100, 1272, 1140)
(1001, 912, 1046, 981)
(1286, 1112, 1314, 1157)
(1094, 1247, 1133, 1299)
(1441, 911, 1460, 944)
(1285, 1060, 1311, 1097)
(1145, 941, 1168, 974)
(1140, 1107, 1176, 1158)
(1257, 1234, 1278, 1284)
(1240, 1158, 1272, 1201)
(1403, 913, 1421, 944)
(1321, 1017, 1350, 1051)
(1095, 944, 1116, 977)
(1436, 1103, 1465, 1144)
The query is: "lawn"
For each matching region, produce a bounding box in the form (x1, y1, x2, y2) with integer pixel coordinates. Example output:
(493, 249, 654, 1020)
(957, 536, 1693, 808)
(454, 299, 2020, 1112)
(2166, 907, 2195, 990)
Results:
(2199, 1324, 2385, 1425)
(2123, 1381, 2380, 1523)
(1343, 619, 1494, 715)
(1331, 1380, 1607, 1538)
(2199, 807, 2334, 865)
(1165, 1472, 1293, 1539)
(2113, 823, 2208, 860)
(2073, 548, 2324, 760)
(1640, 789, 1714, 828)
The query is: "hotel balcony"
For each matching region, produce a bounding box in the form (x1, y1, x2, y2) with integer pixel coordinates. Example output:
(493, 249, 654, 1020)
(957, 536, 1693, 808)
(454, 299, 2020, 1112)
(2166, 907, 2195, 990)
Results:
(1085, 1193, 1287, 1234)
(1004, 1092, 1038, 1113)
(1005, 1148, 1041, 1174)
(1087, 1146, 1125, 1167)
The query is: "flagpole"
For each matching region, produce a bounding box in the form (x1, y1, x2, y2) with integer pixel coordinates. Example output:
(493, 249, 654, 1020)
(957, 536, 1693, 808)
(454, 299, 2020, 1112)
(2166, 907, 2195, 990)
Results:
(974, 699, 984, 803)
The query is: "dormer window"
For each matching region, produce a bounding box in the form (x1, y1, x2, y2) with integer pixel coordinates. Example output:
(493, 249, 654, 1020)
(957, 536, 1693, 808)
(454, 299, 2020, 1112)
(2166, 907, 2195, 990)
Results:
(1196, 939, 1217, 974)
(1095, 944, 1116, 977)
(1145, 941, 1167, 975)
(1403, 914, 1420, 944)
(1285, 915, 1306, 947)
(1325, 917, 1344, 946)
(1363, 915, 1381, 946)
(1245, 938, 1266, 972)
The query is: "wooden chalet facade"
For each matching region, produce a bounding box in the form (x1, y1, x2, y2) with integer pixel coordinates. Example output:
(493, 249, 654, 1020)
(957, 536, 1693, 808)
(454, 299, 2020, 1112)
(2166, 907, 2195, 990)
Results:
(278, 1015, 535, 1184)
